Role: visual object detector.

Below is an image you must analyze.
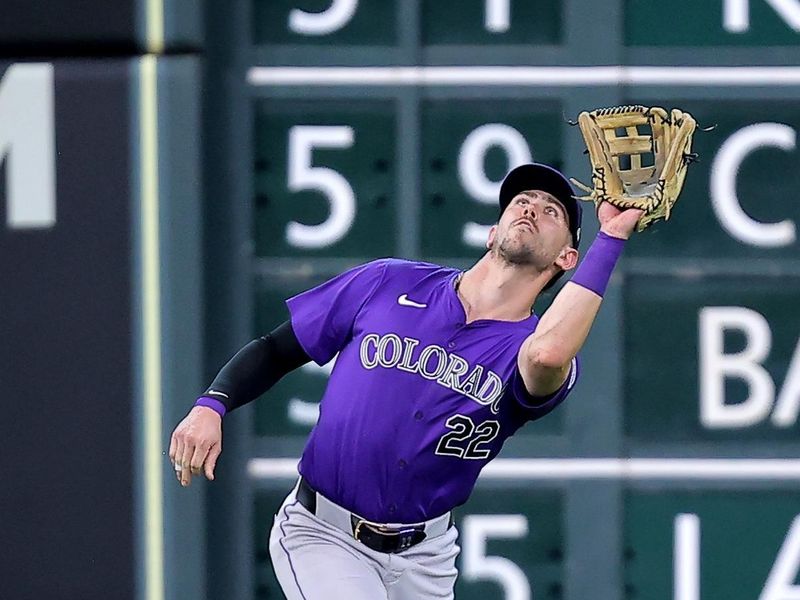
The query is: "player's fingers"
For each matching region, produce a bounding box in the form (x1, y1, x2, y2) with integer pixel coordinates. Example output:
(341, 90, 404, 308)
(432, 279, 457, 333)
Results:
(172, 434, 185, 483)
(189, 441, 211, 477)
(168, 433, 177, 467)
(180, 441, 194, 487)
(204, 444, 222, 481)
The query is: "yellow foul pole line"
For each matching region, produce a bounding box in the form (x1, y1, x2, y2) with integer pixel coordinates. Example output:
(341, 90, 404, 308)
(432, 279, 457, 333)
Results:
(139, 54, 165, 600)
(145, 0, 165, 54)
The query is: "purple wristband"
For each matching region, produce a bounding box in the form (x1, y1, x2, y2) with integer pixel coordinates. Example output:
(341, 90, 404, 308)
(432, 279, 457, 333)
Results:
(569, 230, 626, 297)
(194, 396, 227, 418)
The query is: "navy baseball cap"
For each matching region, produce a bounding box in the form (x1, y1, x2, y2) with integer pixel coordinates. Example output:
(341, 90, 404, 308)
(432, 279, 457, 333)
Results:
(498, 163, 582, 249)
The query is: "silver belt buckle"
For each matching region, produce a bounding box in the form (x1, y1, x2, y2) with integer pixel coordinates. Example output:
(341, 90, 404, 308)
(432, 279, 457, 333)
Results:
(352, 517, 425, 553)
(353, 518, 402, 540)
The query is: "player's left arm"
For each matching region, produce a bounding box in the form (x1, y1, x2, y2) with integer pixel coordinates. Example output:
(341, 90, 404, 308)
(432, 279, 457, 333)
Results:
(517, 203, 643, 396)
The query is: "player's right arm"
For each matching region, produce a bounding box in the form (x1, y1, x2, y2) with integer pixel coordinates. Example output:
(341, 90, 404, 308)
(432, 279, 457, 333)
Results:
(517, 203, 643, 396)
(170, 259, 388, 486)
(169, 321, 310, 487)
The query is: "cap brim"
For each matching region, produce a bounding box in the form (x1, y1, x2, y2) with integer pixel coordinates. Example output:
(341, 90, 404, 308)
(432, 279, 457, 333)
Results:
(499, 163, 582, 247)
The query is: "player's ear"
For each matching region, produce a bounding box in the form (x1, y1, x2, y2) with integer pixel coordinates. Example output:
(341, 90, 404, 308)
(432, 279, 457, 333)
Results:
(486, 224, 498, 250)
(555, 246, 579, 271)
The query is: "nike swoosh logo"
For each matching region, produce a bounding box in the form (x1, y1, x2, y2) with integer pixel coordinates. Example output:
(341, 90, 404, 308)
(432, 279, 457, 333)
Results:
(207, 389, 229, 399)
(398, 294, 427, 309)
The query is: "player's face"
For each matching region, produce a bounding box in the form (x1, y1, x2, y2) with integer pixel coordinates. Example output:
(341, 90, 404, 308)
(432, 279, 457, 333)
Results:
(488, 190, 573, 270)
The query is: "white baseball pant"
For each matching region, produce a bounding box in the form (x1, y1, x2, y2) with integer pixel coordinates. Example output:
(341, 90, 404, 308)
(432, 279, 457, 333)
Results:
(269, 483, 460, 599)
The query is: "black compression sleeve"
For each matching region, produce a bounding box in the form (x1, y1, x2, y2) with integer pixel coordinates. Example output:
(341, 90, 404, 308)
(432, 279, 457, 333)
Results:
(202, 320, 311, 413)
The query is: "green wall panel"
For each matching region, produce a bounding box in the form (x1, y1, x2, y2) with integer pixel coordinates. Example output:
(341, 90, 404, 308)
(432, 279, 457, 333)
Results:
(422, 0, 562, 45)
(626, 0, 800, 46)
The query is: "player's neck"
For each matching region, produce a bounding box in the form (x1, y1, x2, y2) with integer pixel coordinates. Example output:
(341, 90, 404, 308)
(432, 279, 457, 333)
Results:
(457, 254, 548, 323)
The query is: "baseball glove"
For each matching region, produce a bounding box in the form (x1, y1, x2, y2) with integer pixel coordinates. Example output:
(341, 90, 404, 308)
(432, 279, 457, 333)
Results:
(571, 105, 697, 231)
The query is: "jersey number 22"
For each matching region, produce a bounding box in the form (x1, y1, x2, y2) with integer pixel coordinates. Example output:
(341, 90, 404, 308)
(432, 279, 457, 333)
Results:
(435, 414, 500, 460)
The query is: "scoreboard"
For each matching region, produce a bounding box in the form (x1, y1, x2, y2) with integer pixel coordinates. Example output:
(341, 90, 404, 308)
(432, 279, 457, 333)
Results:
(201, 2, 800, 600)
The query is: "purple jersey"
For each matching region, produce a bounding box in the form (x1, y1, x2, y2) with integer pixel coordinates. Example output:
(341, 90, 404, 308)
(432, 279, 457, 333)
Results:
(287, 259, 579, 523)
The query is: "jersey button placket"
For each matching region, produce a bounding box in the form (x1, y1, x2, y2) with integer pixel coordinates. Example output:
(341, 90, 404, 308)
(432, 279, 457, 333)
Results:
(446, 328, 461, 349)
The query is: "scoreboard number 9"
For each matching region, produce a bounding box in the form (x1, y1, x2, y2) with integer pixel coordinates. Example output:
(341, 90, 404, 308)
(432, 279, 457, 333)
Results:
(459, 123, 532, 247)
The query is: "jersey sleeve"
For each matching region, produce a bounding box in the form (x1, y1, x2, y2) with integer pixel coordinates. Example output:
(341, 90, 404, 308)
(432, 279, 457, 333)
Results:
(286, 259, 388, 365)
(508, 355, 580, 421)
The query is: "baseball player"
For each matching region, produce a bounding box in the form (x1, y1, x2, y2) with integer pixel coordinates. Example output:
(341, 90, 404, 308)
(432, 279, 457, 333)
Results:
(169, 162, 643, 599)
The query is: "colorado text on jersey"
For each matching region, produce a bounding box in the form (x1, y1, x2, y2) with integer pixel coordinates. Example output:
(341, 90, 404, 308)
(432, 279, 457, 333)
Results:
(359, 332, 504, 414)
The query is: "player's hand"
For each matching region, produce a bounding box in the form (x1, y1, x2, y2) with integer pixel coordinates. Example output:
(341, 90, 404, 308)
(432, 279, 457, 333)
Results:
(597, 201, 645, 240)
(168, 406, 222, 487)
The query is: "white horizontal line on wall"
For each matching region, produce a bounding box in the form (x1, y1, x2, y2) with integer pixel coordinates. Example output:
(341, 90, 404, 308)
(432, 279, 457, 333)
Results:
(247, 66, 800, 87)
(248, 458, 800, 481)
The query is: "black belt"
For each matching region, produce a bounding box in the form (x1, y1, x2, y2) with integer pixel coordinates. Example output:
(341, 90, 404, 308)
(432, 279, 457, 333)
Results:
(296, 477, 449, 554)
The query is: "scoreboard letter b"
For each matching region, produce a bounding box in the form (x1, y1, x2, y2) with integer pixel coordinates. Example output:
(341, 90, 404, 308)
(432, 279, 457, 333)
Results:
(699, 306, 800, 428)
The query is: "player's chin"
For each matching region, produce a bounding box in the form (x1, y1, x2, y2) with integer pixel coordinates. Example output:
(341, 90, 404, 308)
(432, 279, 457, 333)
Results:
(504, 229, 534, 248)
(499, 243, 541, 266)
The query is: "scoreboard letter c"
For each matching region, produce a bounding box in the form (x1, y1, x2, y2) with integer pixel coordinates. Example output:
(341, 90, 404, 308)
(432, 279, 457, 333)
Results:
(710, 123, 797, 248)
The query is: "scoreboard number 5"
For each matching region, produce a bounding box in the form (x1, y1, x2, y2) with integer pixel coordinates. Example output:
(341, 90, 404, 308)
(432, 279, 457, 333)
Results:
(287, 125, 356, 248)
(462, 514, 532, 600)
